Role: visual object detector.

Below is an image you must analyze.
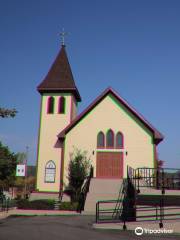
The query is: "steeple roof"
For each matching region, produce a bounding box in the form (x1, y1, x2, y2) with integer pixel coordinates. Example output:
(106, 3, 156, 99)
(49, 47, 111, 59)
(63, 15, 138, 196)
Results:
(37, 45, 81, 101)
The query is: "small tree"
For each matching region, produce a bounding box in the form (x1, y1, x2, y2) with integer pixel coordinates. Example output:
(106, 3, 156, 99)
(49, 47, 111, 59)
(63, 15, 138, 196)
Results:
(0, 142, 18, 192)
(67, 148, 91, 202)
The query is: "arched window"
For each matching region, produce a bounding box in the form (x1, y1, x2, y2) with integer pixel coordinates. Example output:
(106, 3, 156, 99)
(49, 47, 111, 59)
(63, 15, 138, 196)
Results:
(116, 132, 124, 148)
(47, 97, 54, 114)
(58, 96, 66, 114)
(97, 131, 105, 148)
(45, 160, 56, 183)
(106, 129, 114, 148)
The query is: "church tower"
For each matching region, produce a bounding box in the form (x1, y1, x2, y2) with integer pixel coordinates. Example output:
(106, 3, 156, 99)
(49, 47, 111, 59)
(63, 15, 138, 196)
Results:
(36, 43, 81, 192)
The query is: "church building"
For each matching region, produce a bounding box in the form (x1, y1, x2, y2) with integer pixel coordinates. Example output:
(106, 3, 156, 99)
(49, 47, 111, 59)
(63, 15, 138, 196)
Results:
(36, 42, 163, 194)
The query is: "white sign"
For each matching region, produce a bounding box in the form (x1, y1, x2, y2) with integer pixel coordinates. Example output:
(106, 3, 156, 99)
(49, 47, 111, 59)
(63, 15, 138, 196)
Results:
(16, 164, 26, 177)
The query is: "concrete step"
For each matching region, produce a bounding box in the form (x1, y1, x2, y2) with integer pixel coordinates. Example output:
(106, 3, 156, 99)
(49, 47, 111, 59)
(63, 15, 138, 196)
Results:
(84, 178, 123, 213)
(85, 193, 119, 201)
(54, 200, 61, 210)
(89, 179, 123, 193)
(29, 192, 59, 201)
(85, 201, 118, 212)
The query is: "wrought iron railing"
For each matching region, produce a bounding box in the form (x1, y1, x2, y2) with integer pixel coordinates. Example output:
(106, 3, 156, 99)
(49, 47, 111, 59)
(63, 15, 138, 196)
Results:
(96, 199, 122, 223)
(126, 165, 180, 229)
(0, 196, 16, 212)
(112, 179, 128, 220)
(127, 166, 180, 193)
(96, 179, 129, 223)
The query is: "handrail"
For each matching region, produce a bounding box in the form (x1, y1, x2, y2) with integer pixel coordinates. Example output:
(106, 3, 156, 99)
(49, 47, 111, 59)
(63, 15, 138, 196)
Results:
(76, 165, 93, 213)
(96, 179, 128, 223)
(127, 166, 180, 193)
(0, 197, 16, 212)
(112, 179, 127, 220)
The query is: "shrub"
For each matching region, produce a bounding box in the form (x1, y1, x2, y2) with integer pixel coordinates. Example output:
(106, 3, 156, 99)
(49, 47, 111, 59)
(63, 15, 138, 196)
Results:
(17, 199, 55, 210)
(67, 148, 91, 202)
(59, 202, 78, 211)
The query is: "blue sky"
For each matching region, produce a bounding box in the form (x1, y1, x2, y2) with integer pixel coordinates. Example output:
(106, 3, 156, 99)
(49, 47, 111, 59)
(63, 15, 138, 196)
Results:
(0, 0, 180, 167)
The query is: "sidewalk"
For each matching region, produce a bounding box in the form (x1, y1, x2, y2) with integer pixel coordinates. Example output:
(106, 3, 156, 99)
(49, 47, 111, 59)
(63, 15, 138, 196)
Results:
(0, 210, 11, 220)
(1, 209, 180, 235)
(93, 219, 180, 234)
(0, 208, 80, 219)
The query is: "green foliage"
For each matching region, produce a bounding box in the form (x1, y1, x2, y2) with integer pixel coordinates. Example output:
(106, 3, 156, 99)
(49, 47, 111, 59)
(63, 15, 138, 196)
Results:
(16, 199, 55, 210)
(67, 148, 91, 202)
(15, 176, 36, 197)
(16, 152, 26, 164)
(59, 201, 78, 211)
(0, 108, 17, 118)
(0, 142, 17, 189)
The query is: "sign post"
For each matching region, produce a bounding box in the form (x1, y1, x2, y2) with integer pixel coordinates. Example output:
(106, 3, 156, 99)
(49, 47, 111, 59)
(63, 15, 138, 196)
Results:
(16, 146, 29, 199)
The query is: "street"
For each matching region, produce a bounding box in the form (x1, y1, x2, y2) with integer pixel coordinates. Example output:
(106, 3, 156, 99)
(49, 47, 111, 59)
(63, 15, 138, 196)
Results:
(0, 216, 179, 240)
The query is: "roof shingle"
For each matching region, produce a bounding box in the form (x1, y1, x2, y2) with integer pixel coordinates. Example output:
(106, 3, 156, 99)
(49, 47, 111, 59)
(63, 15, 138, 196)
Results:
(37, 45, 81, 101)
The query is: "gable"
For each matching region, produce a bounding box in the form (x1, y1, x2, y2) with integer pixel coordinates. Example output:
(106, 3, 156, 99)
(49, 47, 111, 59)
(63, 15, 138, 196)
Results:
(65, 94, 153, 141)
(58, 88, 163, 144)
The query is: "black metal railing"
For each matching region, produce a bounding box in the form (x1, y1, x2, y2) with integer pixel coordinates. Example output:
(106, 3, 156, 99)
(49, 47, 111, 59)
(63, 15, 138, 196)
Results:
(112, 179, 128, 220)
(0, 196, 16, 212)
(96, 199, 122, 223)
(96, 179, 129, 223)
(127, 166, 180, 193)
(76, 165, 93, 213)
(126, 165, 180, 228)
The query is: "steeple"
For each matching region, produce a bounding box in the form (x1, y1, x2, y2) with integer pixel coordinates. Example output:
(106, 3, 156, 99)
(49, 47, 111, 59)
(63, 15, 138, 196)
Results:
(37, 45, 81, 102)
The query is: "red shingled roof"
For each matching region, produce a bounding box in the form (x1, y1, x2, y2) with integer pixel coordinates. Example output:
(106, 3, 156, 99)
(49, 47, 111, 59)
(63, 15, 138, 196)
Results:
(37, 45, 81, 101)
(58, 87, 164, 145)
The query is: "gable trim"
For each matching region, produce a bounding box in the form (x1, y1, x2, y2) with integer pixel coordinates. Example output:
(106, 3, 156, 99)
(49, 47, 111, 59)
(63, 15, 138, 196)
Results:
(58, 87, 164, 144)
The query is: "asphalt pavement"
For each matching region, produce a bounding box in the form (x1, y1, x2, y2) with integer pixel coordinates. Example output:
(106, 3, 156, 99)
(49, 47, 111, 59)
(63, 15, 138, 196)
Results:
(0, 215, 179, 240)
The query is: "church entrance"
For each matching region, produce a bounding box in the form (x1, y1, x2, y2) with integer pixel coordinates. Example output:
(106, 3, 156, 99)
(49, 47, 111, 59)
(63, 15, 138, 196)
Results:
(96, 152, 123, 178)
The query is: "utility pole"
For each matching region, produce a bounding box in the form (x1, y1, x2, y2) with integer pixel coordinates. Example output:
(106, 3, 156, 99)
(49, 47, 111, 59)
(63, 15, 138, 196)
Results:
(24, 146, 29, 199)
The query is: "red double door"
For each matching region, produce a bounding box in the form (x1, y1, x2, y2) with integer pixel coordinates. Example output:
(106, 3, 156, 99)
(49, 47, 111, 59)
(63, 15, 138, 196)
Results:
(96, 152, 123, 178)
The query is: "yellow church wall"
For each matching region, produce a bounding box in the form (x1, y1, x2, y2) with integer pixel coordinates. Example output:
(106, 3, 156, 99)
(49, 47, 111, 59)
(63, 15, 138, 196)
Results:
(36, 93, 74, 192)
(63, 93, 154, 185)
(71, 95, 78, 121)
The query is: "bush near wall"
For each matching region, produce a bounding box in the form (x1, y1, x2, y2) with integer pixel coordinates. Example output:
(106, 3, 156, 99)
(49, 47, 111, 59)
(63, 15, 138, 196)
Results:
(17, 199, 55, 210)
(59, 202, 78, 211)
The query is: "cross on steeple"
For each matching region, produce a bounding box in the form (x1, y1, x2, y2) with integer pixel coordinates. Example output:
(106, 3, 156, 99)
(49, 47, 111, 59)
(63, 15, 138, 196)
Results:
(60, 28, 68, 46)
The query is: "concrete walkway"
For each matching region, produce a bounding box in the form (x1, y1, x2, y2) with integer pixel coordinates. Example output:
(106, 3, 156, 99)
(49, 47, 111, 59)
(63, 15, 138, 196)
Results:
(93, 219, 180, 234)
(0, 208, 80, 219)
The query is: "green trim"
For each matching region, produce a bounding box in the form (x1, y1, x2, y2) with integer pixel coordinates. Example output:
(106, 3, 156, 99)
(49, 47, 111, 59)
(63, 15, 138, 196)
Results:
(109, 94, 153, 140)
(64, 93, 155, 173)
(35, 97, 43, 190)
(66, 93, 154, 142)
(109, 94, 155, 168)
